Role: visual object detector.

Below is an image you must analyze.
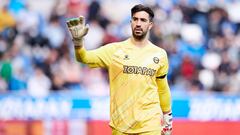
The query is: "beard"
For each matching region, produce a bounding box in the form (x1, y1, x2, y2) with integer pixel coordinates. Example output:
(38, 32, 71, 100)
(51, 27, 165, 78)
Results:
(132, 27, 148, 41)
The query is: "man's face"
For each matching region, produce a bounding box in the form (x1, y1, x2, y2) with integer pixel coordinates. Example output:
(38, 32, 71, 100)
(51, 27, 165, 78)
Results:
(131, 11, 153, 41)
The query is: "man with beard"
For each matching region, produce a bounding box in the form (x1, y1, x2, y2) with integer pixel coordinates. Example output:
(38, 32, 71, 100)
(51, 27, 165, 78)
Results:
(67, 4, 172, 135)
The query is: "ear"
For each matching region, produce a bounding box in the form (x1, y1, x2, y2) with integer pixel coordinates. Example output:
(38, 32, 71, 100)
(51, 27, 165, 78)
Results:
(149, 22, 153, 30)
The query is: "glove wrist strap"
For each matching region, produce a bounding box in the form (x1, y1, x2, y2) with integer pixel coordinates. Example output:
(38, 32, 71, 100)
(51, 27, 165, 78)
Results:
(163, 111, 173, 125)
(72, 38, 83, 49)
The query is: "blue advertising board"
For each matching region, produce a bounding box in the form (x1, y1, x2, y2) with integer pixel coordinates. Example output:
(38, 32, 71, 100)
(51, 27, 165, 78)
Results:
(0, 91, 239, 121)
(172, 91, 240, 121)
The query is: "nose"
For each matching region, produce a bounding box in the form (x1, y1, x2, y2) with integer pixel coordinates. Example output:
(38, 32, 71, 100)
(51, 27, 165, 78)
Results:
(136, 20, 141, 27)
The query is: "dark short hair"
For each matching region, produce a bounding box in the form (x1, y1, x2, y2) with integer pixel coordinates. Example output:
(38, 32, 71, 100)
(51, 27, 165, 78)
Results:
(131, 4, 154, 21)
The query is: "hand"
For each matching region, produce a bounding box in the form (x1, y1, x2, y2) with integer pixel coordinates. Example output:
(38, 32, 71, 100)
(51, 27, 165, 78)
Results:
(66, 16, 89, 47)
(161, 111, 173, 135)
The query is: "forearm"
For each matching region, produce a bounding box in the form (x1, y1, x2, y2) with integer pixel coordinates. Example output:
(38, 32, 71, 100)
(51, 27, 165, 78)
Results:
(160, 88, 171, 113)
(156, 77, 172, 112)
(157, 77, 172, 135)
(74, 46, 102, 68)
(74, 46, 86, 63)
(73, 39, 85, 62)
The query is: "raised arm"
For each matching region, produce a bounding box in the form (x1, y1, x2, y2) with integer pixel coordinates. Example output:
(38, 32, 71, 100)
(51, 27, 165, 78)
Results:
(66, 16, 113, 68)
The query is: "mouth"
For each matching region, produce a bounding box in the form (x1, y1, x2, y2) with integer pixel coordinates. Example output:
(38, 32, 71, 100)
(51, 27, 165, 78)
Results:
(134, 28, 143, 33)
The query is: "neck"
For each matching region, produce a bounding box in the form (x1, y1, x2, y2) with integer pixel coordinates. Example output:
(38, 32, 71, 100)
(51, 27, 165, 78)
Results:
(130, 37, 149, 47)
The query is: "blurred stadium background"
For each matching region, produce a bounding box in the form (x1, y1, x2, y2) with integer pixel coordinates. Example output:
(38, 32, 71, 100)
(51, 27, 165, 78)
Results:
(0, 0, 240, 134)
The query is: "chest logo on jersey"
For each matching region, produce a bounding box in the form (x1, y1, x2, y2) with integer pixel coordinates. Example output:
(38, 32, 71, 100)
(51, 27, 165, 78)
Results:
(123, 65, 156, 76)
(153, 57, 159, 64)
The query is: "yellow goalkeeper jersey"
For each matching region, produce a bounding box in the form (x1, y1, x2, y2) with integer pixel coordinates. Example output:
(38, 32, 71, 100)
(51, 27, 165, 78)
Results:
(75, 38, 171, 133)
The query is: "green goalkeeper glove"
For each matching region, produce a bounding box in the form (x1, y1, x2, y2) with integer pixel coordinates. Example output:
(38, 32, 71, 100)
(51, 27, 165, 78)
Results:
(161, 111, 173, 135)
(66, 16, 89, 48)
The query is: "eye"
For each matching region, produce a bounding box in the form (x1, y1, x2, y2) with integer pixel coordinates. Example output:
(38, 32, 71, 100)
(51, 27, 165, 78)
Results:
(140, 18, 148, 22)
(132, 17, 138, 21)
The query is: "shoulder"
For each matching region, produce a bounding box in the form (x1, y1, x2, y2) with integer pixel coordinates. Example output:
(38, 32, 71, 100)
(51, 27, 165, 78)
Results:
(149, 42, 168, 57)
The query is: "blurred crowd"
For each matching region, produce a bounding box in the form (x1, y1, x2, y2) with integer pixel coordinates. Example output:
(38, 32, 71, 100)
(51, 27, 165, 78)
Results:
(0, 0, 240, 97)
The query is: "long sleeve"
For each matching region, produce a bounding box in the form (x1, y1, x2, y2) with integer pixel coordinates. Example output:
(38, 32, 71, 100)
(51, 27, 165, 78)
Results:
(156, 77, 171, 112)
(74, 44, 116, 68)
(156, 50, 171, 112)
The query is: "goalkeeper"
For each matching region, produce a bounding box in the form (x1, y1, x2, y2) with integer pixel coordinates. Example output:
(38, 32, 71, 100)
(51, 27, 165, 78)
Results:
(67, 4, 172, 135)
